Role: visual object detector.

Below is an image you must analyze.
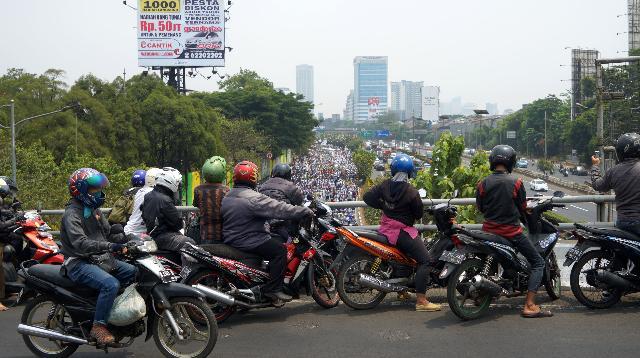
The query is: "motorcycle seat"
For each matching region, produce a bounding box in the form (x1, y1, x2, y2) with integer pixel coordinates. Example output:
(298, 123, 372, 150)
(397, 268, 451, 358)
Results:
(465, 230, 514, 247)
(200, 243, 262, 262)
(575, 223, 640, 241)
(352, 230, 390, 245)
(28, 264, 97, 296)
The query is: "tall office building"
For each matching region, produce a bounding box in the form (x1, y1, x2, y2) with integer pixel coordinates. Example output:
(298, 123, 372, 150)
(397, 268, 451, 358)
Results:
(343, 90, 354, 121)
(485, 103, 499, 115)
(390, 80, 424, 120)
(296, 64, 314, 103)
(353, 56, 388, 121)
(571, 49, 599, 119)
(630, 0, 640, 51)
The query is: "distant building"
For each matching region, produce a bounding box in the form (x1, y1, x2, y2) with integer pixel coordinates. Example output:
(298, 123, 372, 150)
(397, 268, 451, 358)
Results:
(275, 87, 291, 93)
(390, 80, 423, 121)
(353, 56, 388, 121)
(571, 49, 599, 119)
(450, 96, 462, 115)
(421, 86, 440, 123)
(343, 90, 354, 121)
(317, 112, 324, 121)
(331, 114, 341, 121)
(296, 64, 314, 103)
(629, 0, 640, 51)
(503, 108, 514, 115)
(462, 102, 477, 116)
(485, 103, 499, 115)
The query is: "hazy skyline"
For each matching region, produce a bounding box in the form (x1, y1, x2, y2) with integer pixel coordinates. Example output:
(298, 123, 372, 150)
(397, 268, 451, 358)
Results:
(0, 0, 629, 116)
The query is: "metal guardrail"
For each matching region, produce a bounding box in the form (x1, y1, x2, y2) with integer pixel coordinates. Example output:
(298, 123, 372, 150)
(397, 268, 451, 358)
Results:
(40, 194, 616, 235)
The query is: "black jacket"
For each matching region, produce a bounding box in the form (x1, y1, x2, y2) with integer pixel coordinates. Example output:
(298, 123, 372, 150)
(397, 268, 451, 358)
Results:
(363, 179, 423, 226)
(591, 159, 640, 220)
(476, 172, 526, 238)
(142, 186, 184, 238)
(258, 177, 304, 206)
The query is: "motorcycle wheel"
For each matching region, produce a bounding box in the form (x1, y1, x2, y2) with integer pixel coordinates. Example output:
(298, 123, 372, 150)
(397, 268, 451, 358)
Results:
(336, 254, 387, 310)
(21, 295, 79, 358)
(185, 269, 236, 323)
(153, 297, 218, 358)
(446, 258, 492, 321)
(544, 252, 562, 301)
(308, 258, 340, 308)
(570, 250, 622, 309)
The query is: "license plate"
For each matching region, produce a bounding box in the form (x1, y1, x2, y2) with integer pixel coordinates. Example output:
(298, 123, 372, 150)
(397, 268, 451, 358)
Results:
(159, 269, 177, 283)
(565, 246, 583, 261)
(180, 265, 192, 279)
(439, 249, 465, 264)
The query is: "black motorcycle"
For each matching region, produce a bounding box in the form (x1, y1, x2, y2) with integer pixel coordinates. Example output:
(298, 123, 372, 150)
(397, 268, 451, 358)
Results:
(17, 239, 218, 358)
(564, 223, 640, 309)
(441, 192, 565, 320)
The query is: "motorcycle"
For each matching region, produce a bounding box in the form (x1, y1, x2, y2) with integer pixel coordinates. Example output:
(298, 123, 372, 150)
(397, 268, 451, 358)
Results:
(17, 239, 218, 358)
(442, 191, 565, 320)
(560, 168, 569, 177)
(332, 190, 457, 310)
(564, 222, 640, 309)
(178, 220, 340, 323)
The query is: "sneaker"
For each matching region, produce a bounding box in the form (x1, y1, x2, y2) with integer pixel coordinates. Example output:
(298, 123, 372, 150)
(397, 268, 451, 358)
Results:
(415, 302, 442, 312)
(90, 323, 115, 345)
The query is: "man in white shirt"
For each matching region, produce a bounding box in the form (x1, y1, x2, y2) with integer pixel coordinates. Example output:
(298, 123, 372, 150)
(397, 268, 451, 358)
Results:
(124, 167, 161, 235)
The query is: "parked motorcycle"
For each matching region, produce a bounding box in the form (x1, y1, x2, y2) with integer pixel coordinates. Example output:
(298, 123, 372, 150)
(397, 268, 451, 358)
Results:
(179, 221, 340, 323)
(332, 191, 457, 310)
(564, 223, 640, 309)
(442, 191, 565, 320)
(17, 239, 218, 358)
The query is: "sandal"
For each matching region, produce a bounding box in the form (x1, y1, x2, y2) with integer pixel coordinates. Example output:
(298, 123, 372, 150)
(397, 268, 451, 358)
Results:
(521, 310, 553, 318)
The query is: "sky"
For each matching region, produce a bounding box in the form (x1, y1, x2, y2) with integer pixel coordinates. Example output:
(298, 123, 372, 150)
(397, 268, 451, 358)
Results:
(0, 0, 630, 115)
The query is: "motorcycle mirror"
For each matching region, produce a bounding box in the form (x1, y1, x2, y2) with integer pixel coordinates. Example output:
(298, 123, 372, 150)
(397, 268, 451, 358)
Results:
(418, 188, 427, 198)
(452, 189, 459, 198)
(553, 190, 565, 198)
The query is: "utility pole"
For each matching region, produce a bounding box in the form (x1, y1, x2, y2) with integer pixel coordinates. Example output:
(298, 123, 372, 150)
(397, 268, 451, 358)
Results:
(10, 100, 16, 184)
(544, 111, 548, 160)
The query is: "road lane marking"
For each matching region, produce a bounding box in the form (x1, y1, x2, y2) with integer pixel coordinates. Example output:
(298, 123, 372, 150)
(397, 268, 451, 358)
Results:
(570, 204, 589, 212)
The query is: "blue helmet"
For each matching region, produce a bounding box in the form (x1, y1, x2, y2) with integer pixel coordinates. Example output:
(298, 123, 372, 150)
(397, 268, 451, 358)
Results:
(131, 169, 146, 187)
(68, 168, 109, 209)
(391, 154, 415, 177)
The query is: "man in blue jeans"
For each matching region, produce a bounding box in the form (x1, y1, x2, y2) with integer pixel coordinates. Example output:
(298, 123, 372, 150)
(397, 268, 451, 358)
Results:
(61, 168, 137, 346)
(592, 133, 640, 236)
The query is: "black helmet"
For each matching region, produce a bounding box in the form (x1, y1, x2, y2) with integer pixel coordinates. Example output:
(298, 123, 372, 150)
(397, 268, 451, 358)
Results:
(615, 133, 640, 162)
(489, 145, 517, 173)
(271, 163, 292, 180)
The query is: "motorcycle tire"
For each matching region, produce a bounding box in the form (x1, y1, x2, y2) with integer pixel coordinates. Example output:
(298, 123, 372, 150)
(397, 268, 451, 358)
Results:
(544, 252, 562, 301)
(446, 258, 492, 321)
(153, 297, 218, 358)
(185, 269, 236, 323)
(570, 250, 622, 309)
(21, 295, 79, 358)
(308, 258, 340, 309)
(336, 254, 387, 310)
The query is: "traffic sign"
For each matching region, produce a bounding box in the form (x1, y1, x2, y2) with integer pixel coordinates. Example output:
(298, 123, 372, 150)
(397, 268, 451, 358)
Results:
(506, 131, 516, 139)
(266, 152, 273, 159)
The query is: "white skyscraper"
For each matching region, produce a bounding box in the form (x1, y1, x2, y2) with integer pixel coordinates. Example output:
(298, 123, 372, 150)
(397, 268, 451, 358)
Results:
(390, 80, 423, 120)
(296, 64, 314, 103)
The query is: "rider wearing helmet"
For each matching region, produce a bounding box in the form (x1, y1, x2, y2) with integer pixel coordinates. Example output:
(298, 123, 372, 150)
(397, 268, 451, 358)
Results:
(108, 169, 146, 226)
(193, 156, 229, 244)
(142, 167, 196, 264)
(363, 153, 440, 312)
(592, 133, 640, 235)
(222, 161, 314, 303)
(477, 145, 549, 318)
(258, 163, 304, 243)
(60, 168, 137, 345)
(124, 168, 161, 235)
(0, 177, 20, 312)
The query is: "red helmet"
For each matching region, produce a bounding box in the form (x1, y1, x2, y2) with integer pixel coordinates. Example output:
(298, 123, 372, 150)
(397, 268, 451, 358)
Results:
(233, 161, 260, 187)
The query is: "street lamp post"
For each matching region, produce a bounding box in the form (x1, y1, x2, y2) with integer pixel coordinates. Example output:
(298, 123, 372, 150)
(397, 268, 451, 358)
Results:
(1, 101, 84, 184)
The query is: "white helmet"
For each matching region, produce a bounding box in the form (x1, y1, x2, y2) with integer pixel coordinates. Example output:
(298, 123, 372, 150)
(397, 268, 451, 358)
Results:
(155, 167, 182, 193)
(145, 167, 162, 188)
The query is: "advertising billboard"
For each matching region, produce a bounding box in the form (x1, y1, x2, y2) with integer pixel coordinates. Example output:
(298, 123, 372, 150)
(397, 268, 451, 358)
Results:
(367, 97, 380, 120)
(137, 0, 225, 67)
(421, 86, 439, 123)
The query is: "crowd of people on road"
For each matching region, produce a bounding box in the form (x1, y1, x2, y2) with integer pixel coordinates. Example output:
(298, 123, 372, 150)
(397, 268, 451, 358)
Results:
(291, 142, 359, 225)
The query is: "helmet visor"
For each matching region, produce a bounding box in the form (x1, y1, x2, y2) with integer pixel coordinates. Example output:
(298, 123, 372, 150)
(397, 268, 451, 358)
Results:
(86, 173, 109, 191)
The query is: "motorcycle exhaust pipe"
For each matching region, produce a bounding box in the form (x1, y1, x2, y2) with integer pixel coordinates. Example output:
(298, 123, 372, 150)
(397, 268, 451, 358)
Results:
(17, 324, 88, 345)
(357, 273, 407, 293)
(469, 275, 507, 297)
(595, 270, 637, 290)
(192, 284, 236, 306)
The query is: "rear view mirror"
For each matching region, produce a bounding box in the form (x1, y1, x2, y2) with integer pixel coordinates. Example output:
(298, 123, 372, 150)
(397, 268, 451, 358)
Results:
(418, 188, 427, 198)
(452, 189, 459, 198)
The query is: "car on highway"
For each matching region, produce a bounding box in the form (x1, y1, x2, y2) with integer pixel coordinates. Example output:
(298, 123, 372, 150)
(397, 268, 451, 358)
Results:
(529, 179, 549, 192)
(374, 161, 385, 171)
(571, 166, 588, 176)
(515, 159, 529, 168)
(185, 31, 223, 49)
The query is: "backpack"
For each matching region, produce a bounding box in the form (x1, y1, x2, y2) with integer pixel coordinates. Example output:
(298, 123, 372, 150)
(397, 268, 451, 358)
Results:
(108, 187, 140, 225)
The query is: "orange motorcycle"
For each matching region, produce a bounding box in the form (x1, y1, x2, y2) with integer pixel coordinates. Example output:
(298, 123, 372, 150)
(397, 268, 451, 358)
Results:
(333, 201, 459, 310)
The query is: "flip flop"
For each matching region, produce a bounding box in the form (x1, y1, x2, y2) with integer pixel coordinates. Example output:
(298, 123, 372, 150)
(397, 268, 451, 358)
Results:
(521, 310, 553, 318)
(0, 304, 9, 312)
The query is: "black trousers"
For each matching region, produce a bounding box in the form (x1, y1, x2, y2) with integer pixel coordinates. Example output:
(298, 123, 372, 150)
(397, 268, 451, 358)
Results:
(510, 233, 545, 292)
(395, 231, 432, 294)
(245, 238, 287, 294)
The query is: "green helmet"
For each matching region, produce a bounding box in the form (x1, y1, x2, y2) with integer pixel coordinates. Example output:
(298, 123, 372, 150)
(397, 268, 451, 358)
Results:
(202, 156, 227, 183)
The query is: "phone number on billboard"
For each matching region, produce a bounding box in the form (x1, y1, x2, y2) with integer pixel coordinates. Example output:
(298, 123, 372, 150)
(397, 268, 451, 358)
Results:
(184, 51, 223, 59)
